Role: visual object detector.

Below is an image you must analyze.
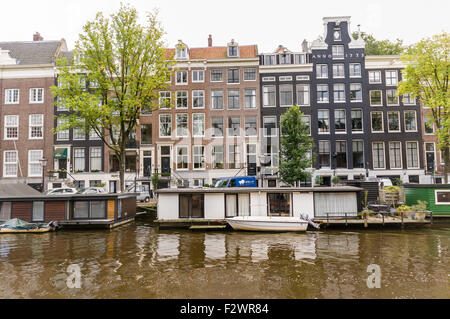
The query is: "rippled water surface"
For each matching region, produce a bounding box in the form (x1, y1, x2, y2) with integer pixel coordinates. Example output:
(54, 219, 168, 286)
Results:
(0, 220, 449, 298)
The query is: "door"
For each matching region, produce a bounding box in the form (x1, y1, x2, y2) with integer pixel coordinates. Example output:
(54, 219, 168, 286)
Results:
(179, 194, 204, 218)
(58, 159, 67, 178)
(109, 181, 117, 194)
(426, 152, 435, 173)
(144, 157, 152, 177)
(161, 157, 171, 174)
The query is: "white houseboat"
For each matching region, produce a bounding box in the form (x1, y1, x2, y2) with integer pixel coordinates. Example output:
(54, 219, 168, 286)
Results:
(155, 187, 362, 228)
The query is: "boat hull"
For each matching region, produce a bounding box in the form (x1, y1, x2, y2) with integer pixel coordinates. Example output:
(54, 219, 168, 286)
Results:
(0, 226, 53, 234)
(226, 217, 308, 232)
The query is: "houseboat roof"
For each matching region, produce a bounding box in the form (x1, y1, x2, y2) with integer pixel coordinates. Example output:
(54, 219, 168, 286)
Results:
(0, 183, 41, 197)
(156, 186, 363, 194)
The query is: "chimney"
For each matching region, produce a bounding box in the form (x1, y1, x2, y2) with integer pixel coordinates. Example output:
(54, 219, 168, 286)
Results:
(33, 32, 43, 41)
(208, 35, 212, 47)
(302, 39, 308, 52)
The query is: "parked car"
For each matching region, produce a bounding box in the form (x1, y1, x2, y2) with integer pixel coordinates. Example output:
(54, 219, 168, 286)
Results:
(127, 185, 151, 202)
(45, 188, 77, 196)
(76, 187, 107, 194)
(214, 177, 258, 188)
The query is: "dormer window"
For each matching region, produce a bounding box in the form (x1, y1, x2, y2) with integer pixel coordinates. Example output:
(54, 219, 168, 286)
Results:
(227, 40, 239, 57)
(175, 40, 188, 60)
(280, 53, 291, 64)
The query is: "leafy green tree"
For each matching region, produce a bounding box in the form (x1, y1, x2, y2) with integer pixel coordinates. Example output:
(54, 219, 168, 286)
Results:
(352, 32, 404, 55)
(279, 106, 314, 186)
(51, 4, 172, 192)
(398, 32, 449, 183)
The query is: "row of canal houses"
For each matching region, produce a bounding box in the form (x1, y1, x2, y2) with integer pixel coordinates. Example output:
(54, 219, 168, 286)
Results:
(0, 16, 447, 195)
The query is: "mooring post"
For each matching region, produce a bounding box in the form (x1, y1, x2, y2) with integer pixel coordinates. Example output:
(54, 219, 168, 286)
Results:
(327, 213, 329, 227)
(401, 212, 404, 228)
(430, 211, 433, 225)
(364, 212, 368, 228)
(345, 213, 347, 227)
(382, 213, 385, 226)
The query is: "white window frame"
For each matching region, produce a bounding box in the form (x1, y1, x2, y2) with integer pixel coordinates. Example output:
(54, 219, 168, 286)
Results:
(262, 76, 275, 82)
(3, 150, 18, 177)
(370, 111, 384, 133)
(28, 150, 43, 177)
(193, 113, 205, 137)
(279, 84, 293, 107)
(211, 89, 224, 110)
(264, 55, 276, 65)
(89, 147, 102, 172)
(316, 64, 328, 79)
(372, 142, 386, 170)
(73, 120, 86, 141)
(210, 69, 223, 82)
(227, 68, 240, 84)
(176, 113, 189, 138)
(385, 70, 398, 86)
(435, 190, 450, 206)
(29, 88, 44, 104)
(388, 141, 403, 169)
(192, 90, 205, 109)
(296, 84, 310, 106)
(317, 84, 329, 103)
(159, 91, 171, 108)
(334, 109, 346, 134)
(263, 85, 276, 107)
(351, 109, 363, 133)
(424, 117, 435, 135)
(193, 145, 206, 170)
(333, 64, 345, 79)
(369, 71, 382, 84)
(350, 83, 362, 102)
(317, 109, 330, 134)
(192, 70, 204, 83)
(175, 71, 188, 85)
(333, 83, 346, 103)
(244, 89, 256, 109)
(159, 114, 172, 138)
(386, 89, 399, 106)
(387, 111, 401, 133)
(370, 90, 383, 106)
(4, 115, 19, 140)
(176, 91, 188, 109)
(29, 114, 44, 140)
(5, 89, 19, 104)
(332, 45, 344, 59)
(243, 68, 257, 81)
(403, 94, 416, 105)
(57, 118, 70, 141)
(406, 141, 420, 169)
(263, 116, 277, 137)
(176, 145, 189, 171)
(73, 148, 85, 172)
(245, 116, 258, 137)
(404, 110, 418, 132)
(349, 63, 362, 78)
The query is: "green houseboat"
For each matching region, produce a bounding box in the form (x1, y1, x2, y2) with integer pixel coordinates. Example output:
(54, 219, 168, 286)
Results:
(404, 184, 450, 216)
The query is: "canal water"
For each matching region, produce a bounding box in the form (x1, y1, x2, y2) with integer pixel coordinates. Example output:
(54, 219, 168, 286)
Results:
(0, 220, 448, 299)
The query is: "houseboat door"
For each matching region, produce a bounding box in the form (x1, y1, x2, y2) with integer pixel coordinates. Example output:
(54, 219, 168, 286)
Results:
(179, 194, 204, 218)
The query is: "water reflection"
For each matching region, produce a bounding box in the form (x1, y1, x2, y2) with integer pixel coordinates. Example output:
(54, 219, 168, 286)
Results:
(0, 223, 448, 298)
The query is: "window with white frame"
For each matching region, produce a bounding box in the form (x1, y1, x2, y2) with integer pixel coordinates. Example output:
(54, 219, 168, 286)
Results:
(403, 94, 416, 105)
(28, 150, 43, 177)
(192, 70, 204, 83)
(176, 91, 188, 109)
(244, 89, 256, 108)
(29, 114, 43, 139)
(73, 148, 85, 172)
(176, 71, 188, 84)
(264, 55, 276, 65)
(350, 83, 362, 102)
(280, 54, 291, 64)
(3, 150, 18, 177)
(335, 141, 347, 168)
(73, 120, 86, 140)
(332, 45, 344, 59)
(406, 142, 419, 168)
(405, 111, 417, 132)
(424, 117, 434, 134)
(193, 113, 205, 137)
(334, 109, 346, 132)
(389, 142, 402, 169)
(294, 54, 306, 64)
(385, 70, 398, 86)
(193, 145, 205, 169)
(302, 116, 311, 135)
(228, 89, 240, 109)
(176, 114, 188, 137)
(176, 146, 188, 170)
(244, 68, 257, 81)
(192, 90, 204, 108)
(372, 142, 385, 169)
(371, 112, 384, 132)
(318, 141, 330, 168)
(246, 144, 257, 166)
(263, 85, 276, 107)
(279, 84, 293, 106)
(263, 116, 277, 137)
(229, 144, 240, 169)
(159, 114, 172, 137)
(29, 88, 44, 103)
(159, 91, 171, 108)
(89, 127, 101, 140)
(333, 83, 345, 102)
(56, 118, 69, 141)
(352, 140, 364, 168)
(370, 90, 382, 106)
(263, 144, 279, 168)
(351, 109, 363, 132)
(211, 90, 224, 109)
(212, 145, 224, 169)
(228, 117, 241, 137)
(89, 147, 102, 171)
(176, 47, 187, 59)
(56, 97, 68, 111)
(227, 69, 240, 84)
(228, 45, 238, 57)
(210, 69, 223, 82)
(317, 84, 329, 102)
(386, 89, 399, 105)
(279, 76, 292, 81)
(333, 64, 345, 78)
(5, 89, 19, 104)
(245, 116, 257, 137)
(211, 117, 223, 137)
(262, 76, 275, 82)
(316, 64, 328, 78)
(369, 71, 382, 84)
(387, 111, 401, 132)
(318, 109, 330, 133)
(435, 190, 450, 205)
(349, 63, 361, 77)
(296, 85, 310, 106)
(4, 115, 18, 140)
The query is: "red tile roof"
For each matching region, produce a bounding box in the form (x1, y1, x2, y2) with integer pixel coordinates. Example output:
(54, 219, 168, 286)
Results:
(164, 45, 258, 60)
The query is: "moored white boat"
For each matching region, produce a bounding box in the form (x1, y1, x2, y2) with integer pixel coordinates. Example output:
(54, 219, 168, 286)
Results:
(225, 216, 308, 232)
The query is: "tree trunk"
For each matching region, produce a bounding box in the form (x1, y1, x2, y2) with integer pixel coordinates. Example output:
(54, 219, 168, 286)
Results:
(443, 147, 450, 184)
(119, 151, 126, 193)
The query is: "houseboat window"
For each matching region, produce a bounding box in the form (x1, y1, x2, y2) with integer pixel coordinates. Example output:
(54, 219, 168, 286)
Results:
(74, 201, 89, 219)
(90, 201, 106, 219)
(0, 202, 11, 221)
(32, 201, 45, 222)
(179, 194, 204, 218)
(225, 194, 250, 217)
(267, 193, 291, 217)
(118, 199, 122, 219)
(435, 191, 450, 205)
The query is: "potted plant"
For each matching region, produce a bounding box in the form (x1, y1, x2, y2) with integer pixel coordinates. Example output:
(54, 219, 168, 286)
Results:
(396, 204, 413, 219)
(331, 176, 340, 186)
(411, 200, 428, 220)
(314, 176, 323, 187)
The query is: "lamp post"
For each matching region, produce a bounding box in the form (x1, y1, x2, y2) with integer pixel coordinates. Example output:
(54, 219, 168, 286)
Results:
(39, 157, 48, 193)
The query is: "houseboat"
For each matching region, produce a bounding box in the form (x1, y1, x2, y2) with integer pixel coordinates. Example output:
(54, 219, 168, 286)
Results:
(0, 184, 137, 229)
(155, 186, 362, 228)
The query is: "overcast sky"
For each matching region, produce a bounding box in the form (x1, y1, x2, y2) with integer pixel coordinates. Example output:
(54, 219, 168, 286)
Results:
(1, 0, 449, 53)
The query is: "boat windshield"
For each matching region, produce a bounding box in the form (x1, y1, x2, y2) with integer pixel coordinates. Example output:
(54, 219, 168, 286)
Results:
(214, 179, 229, 188)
